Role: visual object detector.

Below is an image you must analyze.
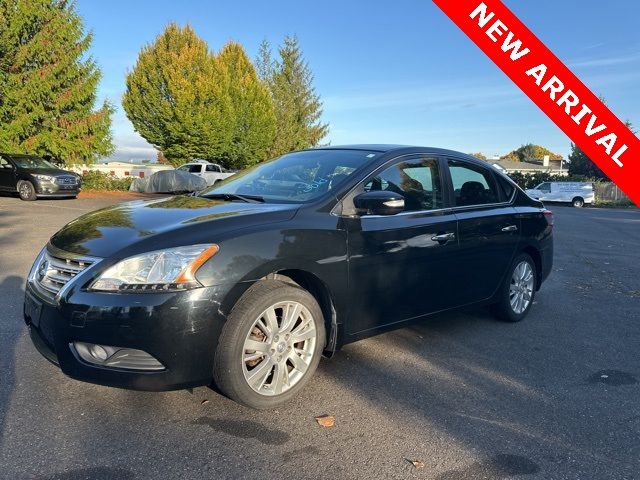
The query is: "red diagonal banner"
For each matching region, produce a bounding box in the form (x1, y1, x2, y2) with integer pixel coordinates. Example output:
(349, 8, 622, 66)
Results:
(432, 0, 639, 206)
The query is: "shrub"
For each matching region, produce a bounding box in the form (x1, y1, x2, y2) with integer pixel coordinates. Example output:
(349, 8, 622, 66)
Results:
(81, 171, 134, 191)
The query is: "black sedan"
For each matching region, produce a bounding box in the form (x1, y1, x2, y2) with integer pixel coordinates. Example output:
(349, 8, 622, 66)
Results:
(0, 153, 80, 200)
(24, 146, 553, 408)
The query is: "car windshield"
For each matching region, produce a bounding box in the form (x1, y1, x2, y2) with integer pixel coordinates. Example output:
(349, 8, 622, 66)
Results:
(200, 149, 381, 203)
(10, 155, 57, 170)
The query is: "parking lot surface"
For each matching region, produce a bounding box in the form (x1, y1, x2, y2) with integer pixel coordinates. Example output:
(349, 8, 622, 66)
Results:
(0, 195, 638, 480)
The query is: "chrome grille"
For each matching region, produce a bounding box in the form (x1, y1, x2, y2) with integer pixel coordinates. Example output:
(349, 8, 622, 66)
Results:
(56, 176, 77, 185)
(35, 251, 93, 296)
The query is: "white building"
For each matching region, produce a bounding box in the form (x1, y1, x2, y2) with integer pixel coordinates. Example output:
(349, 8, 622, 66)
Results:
(70, 162, 173, 179)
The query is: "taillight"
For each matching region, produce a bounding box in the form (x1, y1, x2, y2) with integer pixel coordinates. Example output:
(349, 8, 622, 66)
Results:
(543, 209, 554, 231)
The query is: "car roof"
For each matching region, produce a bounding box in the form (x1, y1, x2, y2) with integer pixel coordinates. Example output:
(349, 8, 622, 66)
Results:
(308, 144, 484, 163)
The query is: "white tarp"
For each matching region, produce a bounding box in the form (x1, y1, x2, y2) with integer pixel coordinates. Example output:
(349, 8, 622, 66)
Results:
(129, 170, 208, 193)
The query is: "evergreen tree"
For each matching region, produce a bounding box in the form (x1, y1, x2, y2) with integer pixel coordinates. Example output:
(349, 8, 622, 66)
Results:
(567, 121, 634, 179)
(123, 23, 232, 166)
(217, 41, 275, 169)
(255, 39, 275, 85)
(567, 142, 606, 179)
(0, 0, 113, 165)
(259, 36, 328, 157)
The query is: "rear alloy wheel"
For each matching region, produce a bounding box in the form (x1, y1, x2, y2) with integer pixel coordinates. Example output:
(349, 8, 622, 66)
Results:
(572, 197, 585, 208)
(214, 280, 325, 409)
(491, 253, 537, 322)
(17, 180, 37, 201)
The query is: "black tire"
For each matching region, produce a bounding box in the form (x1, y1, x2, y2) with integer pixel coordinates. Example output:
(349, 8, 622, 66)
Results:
(572, 196, 584, 208)
(491, 253, 537, 323)
(213, 279, 325, 409)
(17, 180, 37, 201)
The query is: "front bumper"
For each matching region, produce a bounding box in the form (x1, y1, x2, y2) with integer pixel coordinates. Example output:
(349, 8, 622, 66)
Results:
(34, 180, 80, 197)
(24, 280, 231, 391)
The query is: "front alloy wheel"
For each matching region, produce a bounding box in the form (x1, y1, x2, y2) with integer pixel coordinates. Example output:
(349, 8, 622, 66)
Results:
(214, 280, 325, 409)
(242, 301, 316, 396)
(18, 180, 37, 201)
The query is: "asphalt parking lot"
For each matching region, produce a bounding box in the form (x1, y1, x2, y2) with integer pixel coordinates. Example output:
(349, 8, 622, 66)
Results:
(0, 195, 638, 480)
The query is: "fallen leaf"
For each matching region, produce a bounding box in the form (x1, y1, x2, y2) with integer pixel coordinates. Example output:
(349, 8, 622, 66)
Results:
(315, 415, 335, 427)
(405, 458, 425, 469)
(201, 399, 209, 405)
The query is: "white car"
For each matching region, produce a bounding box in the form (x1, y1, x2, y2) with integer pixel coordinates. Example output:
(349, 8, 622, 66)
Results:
(526, 182, 594, 207)
(176, 161, 235, 186)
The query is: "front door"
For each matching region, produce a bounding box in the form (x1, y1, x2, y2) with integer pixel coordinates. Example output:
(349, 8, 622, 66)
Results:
(446, 158, 520, 304)
(344, 155, 459, 335)
(0, 156, 16, 192)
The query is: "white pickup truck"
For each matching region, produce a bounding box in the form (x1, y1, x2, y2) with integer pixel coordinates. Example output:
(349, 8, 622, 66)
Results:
(175, 161, 235, 186)
(526, 182, 595, 207)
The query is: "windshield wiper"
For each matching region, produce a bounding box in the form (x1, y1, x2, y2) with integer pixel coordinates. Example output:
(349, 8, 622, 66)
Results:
(200, 192, 265, 203)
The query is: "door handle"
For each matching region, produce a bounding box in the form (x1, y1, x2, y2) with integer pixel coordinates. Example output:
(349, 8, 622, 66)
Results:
(431, 232, 455, 243)
(501, 225, 518, 232)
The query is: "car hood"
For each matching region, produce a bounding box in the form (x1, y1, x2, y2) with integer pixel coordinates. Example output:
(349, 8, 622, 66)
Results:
(22, 168, 76, 177)
(50, 195, 298, 258)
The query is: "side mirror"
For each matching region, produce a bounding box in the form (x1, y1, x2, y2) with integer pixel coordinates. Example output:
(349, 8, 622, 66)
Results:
(353, 190, 405, 216)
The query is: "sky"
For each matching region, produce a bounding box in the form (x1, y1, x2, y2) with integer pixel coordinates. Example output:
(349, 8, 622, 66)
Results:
(76, 0, 640, 162)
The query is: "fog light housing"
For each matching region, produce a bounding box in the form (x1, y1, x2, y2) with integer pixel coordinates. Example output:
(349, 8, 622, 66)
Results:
(73, 342, 165, 371)
(89, 344, 109, 361)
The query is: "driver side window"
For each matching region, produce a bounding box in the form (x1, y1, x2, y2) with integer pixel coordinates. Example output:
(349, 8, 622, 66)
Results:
(363, 156, 443, 212)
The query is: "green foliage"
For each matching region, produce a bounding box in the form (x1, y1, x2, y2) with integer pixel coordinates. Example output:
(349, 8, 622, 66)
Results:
(566, 121, 634, 180)
(123, 26, 278, 169)
(123, 24, 231, 167)
(81, 170, 133, 191)
(216, 41, 275, 169)
(502, 144, 563, 162)
(566, 142, 608, 179)
(469, 152, 487, 160)
(0, 0, 114, 165)
(258, 36, 329, 157)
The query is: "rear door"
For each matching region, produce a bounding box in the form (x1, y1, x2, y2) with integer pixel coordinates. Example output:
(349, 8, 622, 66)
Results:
(345, 154, 460, 334)
(0, 156, 16, 191)
(445, 158, 520, 305)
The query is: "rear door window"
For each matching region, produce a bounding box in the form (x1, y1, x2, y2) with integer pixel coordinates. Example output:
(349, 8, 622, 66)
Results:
(496, 175, 515, 200)
(448, 159, 500, 207)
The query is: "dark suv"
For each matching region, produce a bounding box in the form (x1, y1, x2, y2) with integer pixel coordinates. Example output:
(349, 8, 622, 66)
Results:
(24, 146, 553, 408)
(0, 154, 80, 200)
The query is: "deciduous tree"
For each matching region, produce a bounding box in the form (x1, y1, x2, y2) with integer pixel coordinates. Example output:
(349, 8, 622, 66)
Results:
(501, 144, 563, 162)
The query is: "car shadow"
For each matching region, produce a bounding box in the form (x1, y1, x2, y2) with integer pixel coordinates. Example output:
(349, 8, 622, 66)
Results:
(311, 304, 604, 474)
(0, 275, 25, 443)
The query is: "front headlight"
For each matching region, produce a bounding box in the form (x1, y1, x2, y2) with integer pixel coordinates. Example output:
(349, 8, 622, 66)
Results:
(34, 174, 55, 182)
(90, 244, 218, 292)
